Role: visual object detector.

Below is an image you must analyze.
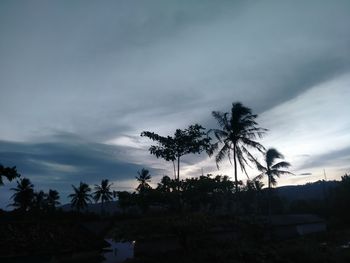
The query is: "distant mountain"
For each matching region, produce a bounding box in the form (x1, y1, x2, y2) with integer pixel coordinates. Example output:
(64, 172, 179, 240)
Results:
(60, 200, 121, 214)
(276, 180, 339, 201)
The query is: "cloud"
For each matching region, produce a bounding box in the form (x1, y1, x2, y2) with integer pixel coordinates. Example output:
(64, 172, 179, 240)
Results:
(298, 147, 350, 171)
(1, 1, 350, 205)
(1, 1, 350, 141)
(0, 132, 164, 208)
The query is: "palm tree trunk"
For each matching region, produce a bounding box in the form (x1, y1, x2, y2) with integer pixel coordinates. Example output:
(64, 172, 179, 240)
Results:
(173, 160, 177, 180)
(177, 155, 180, 181)
(268, 174, 271, 222)
(233, 145, 238, 193)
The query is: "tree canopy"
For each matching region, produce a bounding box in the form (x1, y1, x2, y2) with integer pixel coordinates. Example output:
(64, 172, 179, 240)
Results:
(141, 124, 213, 180)
(0, 164, 20, 186)
(210, 102, 267, 192)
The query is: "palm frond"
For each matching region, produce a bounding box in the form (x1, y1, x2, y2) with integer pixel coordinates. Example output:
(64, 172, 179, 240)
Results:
(266, 148, 284, 167)
(271, 161, 291, 170)
(215, 143, 230, 168)
(253, 173, 265, 181)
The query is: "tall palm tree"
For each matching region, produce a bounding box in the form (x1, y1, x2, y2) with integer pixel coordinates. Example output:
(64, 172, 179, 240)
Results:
(210, 102, 267, 192)
(68, 182, 92, 212)
(47, 189, 60, 210)
(255, 148, 291, 218)
(10, 178, 34, 211)
(136, 168, 152, 193)
(93, 179, 113, 213)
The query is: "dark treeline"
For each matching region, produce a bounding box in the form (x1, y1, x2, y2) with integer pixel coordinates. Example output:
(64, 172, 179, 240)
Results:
(116, 171, 350, 222)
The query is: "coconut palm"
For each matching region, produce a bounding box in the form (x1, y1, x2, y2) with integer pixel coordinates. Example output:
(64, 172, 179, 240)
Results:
(136, 168, 152, 193)
(10, 178, 34, 211)
(47, 189, 60, 210)
(255, 148, 291, 218)
(210, 102, 267, 192)
(33, 190, 47, 210)
(93, 179, 113, 213)
(68, 182, 92, 212)
(0, 165, 20, 186)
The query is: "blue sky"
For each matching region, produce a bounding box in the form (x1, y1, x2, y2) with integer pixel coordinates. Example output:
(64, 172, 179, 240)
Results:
(1, 0, 350, 207)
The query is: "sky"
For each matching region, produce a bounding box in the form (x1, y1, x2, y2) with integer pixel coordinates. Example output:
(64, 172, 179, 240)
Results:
(1, 0, 350, 208)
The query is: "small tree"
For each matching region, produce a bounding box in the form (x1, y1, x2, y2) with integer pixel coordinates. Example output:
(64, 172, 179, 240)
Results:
(157, 175, 173, 193)
(33, 190, 47, 211)
(136, 168, 152, 193)
(47, 189, 60, 210)
(255, 148, 291, 218)
(0, 164, 20, 186)
(141, 124, 212, 181)
(68, 182, 92, 212)
(93, 179, 114, 213)
(10, 178, 34, 211)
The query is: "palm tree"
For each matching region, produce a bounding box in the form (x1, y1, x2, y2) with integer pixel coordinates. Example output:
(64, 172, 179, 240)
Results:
(0, 165, 20, 186)
(255, 148, 291, 218)
(210, 102, 267, 192)
(93, 179, 113, 213)
(10, 178, 34, 211)
(68, 182, 92, 212)
(33, 190, 47, 210)
(136, 168, 152, 193)
(47, 189, 60, 210)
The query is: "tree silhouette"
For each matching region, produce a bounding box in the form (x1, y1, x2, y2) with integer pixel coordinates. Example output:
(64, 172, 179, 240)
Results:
(33, 190, 47, 210)
(68, 182, 92, 212)
(93, 179, 113, 213)
(0, 164, 20, 186)
(141, 124, 212, 181)
(210, 102, 267, 192)
(47, 189, 60, 210)
(157, 175, 173, 193)
(244, 178, 264, 214)
(255, 148, 291, 218)
(136, 168, 152, 193)
(10, 178, 34, 211)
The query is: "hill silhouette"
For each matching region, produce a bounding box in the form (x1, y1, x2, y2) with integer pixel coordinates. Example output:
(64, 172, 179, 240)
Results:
(276, 180, 338, 201)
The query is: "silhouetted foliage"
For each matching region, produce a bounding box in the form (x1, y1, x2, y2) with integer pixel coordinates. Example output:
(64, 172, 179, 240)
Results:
(0, 164, 20, 185)
(10, 178, 34, 211)
(136, 168, 152, 194)
(181, 174, 236, 212)
(93, 179, 113, 213)
(241, 179, 265, 214)
(117, 191, 138, 213)
(141, 124, 213, 180)
(33, 190, 47, 211)
(68, 182, 92, 212)
(157, 175, 173, 193)
(46, 189, 60, 210)
(210, 102, 267, 192)
(330, 174, 350, 222)
(255, 148, 291, 218)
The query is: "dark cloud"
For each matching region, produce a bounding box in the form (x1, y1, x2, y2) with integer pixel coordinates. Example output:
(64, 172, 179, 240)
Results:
(1, 1, 350, 206)
(298, 147, 350, 171)
(1, 0, 350, 142)
(0, 133, 164, 208)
